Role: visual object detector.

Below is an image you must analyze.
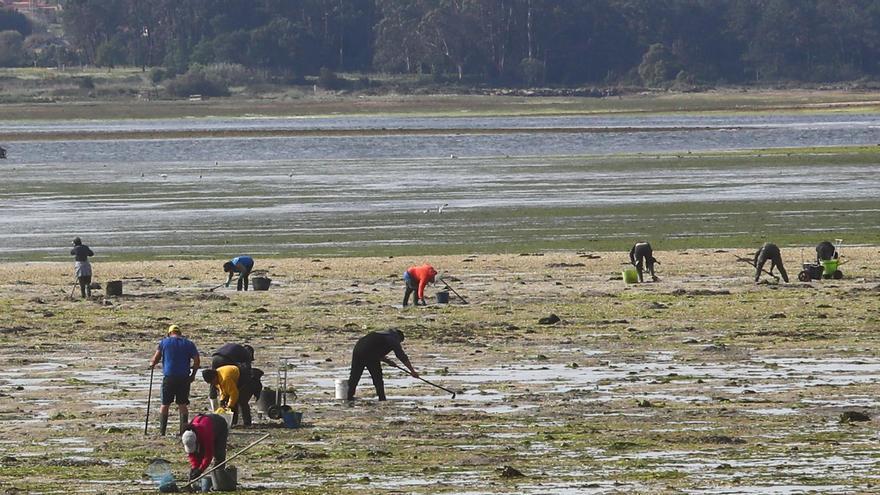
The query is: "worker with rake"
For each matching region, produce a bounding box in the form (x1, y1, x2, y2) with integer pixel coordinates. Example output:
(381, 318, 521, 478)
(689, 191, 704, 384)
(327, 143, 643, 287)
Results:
(347, 329, 418, 401)
(754, 242, 789, 283)
(149, 325, 200, 436)
(223, 255, 254, 291)
(403, 263, 438, 306)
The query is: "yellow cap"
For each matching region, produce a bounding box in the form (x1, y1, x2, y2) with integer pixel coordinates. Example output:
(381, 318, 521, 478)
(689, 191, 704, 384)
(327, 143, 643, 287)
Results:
(167, 324, 180, 335)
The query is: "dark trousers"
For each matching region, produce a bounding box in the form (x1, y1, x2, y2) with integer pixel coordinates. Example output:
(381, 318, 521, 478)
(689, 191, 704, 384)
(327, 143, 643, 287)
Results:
(237, 273, 249, 291)
(78, 276, 92, 298)
(632, 244, 655, 283)
(756, 252, 789, 283)
(208, 414, 229, 464)
(402, 274, 417, 306)
(347, 353, 386, 401)
(231, 375, 259, 426)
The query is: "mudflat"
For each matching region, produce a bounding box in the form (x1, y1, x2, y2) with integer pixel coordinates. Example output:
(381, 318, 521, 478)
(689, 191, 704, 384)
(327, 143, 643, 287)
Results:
(1, 248, 879, 493)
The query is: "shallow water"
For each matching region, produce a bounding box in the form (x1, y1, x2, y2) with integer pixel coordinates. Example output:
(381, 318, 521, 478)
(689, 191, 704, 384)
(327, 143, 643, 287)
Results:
(2, 113, 879, 259)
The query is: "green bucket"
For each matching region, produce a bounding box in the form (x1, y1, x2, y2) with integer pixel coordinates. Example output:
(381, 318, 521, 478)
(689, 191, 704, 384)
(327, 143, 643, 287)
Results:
(821, 259, 839, 276)
(622, 267, 639, 284)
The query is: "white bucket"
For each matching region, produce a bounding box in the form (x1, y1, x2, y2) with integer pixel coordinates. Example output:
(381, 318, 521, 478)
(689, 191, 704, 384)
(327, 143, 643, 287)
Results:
(222, 411, 233, 428)
(335, 379, 348, 400)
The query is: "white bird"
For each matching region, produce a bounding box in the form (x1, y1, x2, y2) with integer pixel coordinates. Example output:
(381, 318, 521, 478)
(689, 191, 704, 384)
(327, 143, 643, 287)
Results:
(160, 174, 168, 179)
(438, 203, 449, 214)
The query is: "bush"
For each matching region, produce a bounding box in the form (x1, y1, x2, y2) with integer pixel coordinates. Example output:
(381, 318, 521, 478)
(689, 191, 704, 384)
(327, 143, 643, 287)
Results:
(519, 58, 544, 86)
(0, 30, 24, 67)
(317, 67, 345, 90)
(77, 76, 94, 89)
(638, 43, 678, 87)
(201, 63, 259, 86)
(165, 69, 230, 98)
(150, 68, 167, 84)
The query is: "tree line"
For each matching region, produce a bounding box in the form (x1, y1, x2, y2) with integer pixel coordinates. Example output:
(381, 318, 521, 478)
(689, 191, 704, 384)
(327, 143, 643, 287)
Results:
(3, 0, 880, 87)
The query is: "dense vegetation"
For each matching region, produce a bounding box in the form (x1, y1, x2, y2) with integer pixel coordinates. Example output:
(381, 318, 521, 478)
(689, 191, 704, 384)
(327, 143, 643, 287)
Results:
(3, 0, 880, 87)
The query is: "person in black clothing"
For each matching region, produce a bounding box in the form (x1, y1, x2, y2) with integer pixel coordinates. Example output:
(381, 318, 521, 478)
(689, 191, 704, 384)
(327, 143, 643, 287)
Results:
(629, 241, 659, 283)
(208, 343, 256, 411)
(815, 241, 838, 262)
(754, 242, 789, 283)
(211, 343, 254, 370)
(70, 237, 94, 298)
(347, 330, 418, 401)
(0, 146, 6, 159)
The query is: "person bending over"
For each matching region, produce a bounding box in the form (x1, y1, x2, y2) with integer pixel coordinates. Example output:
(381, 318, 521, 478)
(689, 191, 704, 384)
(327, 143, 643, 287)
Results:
(754, 242, 789, 283)
(403, 264, 438, 307)
(347, 329, 418, 401)
(223, 255, 254, 291)
(629, 242, 659, 283)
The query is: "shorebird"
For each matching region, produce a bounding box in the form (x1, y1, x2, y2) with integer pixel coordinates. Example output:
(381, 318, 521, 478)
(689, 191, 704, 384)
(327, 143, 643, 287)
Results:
(438, 203, 449, 214)
(160, 174, 168, 179)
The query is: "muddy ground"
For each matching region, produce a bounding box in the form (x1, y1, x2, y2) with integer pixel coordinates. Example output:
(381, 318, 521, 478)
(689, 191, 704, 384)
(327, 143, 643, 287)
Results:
(1, 247, 879, 494)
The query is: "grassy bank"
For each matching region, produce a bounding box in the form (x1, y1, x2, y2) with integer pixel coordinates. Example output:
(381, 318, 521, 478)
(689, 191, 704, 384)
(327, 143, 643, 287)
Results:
(3, 66, 880, 120)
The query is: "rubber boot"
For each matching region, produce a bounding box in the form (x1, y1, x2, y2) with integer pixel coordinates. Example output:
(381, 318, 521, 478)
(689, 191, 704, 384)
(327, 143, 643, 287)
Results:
(178, 413, 188, 436)
(159, 413, 169, 436)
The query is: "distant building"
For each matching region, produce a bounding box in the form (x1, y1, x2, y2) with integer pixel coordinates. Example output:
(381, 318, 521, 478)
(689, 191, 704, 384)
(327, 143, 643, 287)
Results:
(3, 0, 59, 13)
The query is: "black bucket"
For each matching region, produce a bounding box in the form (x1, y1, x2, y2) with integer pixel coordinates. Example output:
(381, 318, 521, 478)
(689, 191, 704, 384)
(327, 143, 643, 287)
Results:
(105, 280, 123, 296)
(436, 291, 450, 304)
(210, 465, 237, 491)
(802, 263, 824, 280)
(256, 387, 282, 419)
(251, 277, 271, 291)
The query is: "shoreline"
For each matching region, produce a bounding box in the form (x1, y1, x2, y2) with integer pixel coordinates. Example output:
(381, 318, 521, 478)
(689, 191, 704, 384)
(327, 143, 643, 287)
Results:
(3, 88, 880, 122)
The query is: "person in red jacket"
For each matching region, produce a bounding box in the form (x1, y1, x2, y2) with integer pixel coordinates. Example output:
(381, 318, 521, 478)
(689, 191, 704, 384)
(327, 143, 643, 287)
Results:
(403, 264, 438, 307)
(181, 413, 229, 482)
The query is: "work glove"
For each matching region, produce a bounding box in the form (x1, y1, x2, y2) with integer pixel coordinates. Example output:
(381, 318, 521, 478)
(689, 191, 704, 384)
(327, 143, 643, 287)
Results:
(214, 407, 228, 414)
(188, 467, 202, 481)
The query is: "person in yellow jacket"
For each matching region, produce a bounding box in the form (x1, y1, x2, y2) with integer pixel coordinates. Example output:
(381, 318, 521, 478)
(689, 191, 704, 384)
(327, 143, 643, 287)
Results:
(202, 365, 255, 426)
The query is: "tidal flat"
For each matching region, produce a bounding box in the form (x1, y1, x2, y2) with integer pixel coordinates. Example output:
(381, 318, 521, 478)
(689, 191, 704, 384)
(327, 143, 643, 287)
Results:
(1, 249, 879, 493)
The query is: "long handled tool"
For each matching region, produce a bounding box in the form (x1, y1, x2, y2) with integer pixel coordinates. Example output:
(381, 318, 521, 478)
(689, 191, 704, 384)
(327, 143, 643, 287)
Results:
(208, 282, 225, 292)
(734, 254, 779, 280)
(385, 360, 457, 399)
(437, 277, 468, 304)
(184, 433, 270, 488)
(144, 367, 154, 435)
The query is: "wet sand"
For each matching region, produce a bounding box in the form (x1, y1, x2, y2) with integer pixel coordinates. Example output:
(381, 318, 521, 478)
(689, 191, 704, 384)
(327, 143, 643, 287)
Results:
(1, 248, 879, 493)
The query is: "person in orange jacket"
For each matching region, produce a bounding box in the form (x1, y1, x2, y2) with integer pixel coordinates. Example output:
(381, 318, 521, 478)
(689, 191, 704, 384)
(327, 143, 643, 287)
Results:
(403, 264, 438, 307)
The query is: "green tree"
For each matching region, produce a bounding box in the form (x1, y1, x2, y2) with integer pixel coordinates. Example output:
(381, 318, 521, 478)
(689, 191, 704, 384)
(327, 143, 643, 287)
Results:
(0, 29, 24, 67)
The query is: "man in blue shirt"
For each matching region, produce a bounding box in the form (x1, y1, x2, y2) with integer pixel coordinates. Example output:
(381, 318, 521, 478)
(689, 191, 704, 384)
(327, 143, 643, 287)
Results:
(149, 325, 200, 436)
(223, 255, 255, 291)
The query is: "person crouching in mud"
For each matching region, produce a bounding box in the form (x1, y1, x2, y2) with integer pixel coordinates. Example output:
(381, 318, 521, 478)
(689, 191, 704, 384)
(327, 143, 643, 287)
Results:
(347, 329, 418, 401)
(629, 242, 659, 282)
(181, 413, 228, 483)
